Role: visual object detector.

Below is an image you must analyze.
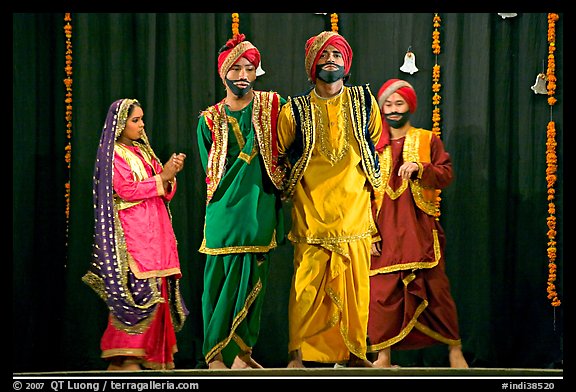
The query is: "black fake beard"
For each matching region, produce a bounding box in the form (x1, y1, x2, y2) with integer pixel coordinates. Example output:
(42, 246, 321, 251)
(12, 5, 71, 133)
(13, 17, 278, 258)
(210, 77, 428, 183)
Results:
(225, 78, 253, 98)
(385, 111, 411, 129)
(315, 63, 346, 84)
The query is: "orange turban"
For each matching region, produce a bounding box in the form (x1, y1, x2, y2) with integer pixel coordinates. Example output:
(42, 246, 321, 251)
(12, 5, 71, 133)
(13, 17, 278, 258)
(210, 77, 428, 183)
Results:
(304, 31, 353, 83)
(217, 33, 261, 82)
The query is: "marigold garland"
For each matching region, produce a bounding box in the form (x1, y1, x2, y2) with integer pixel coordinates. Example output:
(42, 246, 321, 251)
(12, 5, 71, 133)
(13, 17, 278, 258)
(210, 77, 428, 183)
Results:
(331, 13, 339, 32)
(63, 13, 73, 226)
(232, 13, 240, 38)
(431, 13, 442, 219)
(545, 13, 560, 307)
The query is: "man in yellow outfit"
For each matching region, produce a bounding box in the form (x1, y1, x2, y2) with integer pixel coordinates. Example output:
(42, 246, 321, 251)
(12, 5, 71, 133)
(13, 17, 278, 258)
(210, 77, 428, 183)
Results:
(277, 31, 382, 368)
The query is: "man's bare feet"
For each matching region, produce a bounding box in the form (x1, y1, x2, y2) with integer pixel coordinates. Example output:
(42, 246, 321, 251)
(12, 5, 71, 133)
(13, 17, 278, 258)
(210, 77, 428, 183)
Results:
(208, 353, 229, 369)
(287, 349, 305, 368)
(347, 353, 374, 368)
(449, 345, 469, 368)
(372, 347, 393, 368)
(232, 352, 264, 369)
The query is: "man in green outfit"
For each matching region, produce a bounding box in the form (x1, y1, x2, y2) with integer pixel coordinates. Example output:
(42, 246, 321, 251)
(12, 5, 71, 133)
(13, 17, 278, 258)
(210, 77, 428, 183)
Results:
(196, 33, 286, 369)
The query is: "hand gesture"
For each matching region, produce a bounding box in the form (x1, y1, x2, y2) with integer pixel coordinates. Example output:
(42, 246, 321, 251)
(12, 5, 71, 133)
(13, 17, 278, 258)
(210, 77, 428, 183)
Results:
(161, 153, 187, 183)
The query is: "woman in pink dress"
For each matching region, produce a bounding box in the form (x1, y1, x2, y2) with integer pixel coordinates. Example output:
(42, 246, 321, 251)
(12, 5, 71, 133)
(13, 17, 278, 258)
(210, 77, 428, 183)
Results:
(82, 98, 188, 370)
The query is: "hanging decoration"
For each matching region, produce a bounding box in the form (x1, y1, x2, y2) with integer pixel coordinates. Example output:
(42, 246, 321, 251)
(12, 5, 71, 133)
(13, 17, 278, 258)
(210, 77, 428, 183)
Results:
(63, 13, 73, 231)
(531, 72, 548, 94)
(330, 13, 339, 32)
(431, 13, 442, 219)
(545, 12, 560, 308)
(400, 46, 419, 74)
(231, 13, 240, 38)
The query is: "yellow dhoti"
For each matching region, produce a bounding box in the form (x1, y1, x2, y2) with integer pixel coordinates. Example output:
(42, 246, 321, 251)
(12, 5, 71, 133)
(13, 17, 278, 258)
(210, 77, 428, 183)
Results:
(289, 238, 371, 363)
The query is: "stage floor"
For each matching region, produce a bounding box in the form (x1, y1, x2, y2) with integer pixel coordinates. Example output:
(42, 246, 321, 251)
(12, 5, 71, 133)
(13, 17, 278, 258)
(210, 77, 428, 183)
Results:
(14, 367, 563, 377)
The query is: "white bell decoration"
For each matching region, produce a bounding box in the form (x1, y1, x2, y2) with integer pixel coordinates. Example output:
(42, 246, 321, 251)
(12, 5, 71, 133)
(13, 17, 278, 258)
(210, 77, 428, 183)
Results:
(498, 13, 517, 19)
(400, 50, 418, 75)
(530, 73, 548, 95)
(256, 61, 266, 77)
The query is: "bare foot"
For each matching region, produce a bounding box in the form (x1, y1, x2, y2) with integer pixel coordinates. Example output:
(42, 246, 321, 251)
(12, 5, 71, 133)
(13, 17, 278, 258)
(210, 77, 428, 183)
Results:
(347, 353, 374, 368)
(287, 349, 305, 368)
(208, 359, 229, 369)
(232, 353, 264, 369)
(107, 356, 142, 371)
(208, 353, 229, 369)
(449, 345, 469, 368)
(372, 347, 393, 368)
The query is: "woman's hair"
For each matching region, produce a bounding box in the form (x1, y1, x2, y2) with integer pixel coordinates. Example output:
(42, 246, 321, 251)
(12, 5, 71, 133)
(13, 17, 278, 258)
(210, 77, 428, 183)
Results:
(127, 100, 142, 117)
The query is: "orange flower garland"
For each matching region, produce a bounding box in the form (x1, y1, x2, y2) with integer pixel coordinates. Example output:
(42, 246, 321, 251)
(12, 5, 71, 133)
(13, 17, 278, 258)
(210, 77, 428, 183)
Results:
(545, 13, 560, 307)
(331, 13, 339, 32)
(232, 13, 240, 38)
(63, 13, 73, 225)
(431, 13, 442, 219)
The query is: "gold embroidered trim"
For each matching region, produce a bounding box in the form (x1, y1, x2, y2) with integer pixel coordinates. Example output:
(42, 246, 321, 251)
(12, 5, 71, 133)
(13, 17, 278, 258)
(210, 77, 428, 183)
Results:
(348, 86, 382, 189)
(314, 99, 350, 165)
(205, 278, 263, 363)
(204, 104, 229, 204)
(228, 116, 259, 164)
(326, 286, 367, 360)
(288, 229, 374, 246)
(114, 142, 157, 181)
(367, 298, 428, 352)
(101, 348, 147, 358)
(199, 230, 278, 255)
(369, 228, 441, 276)
(252, 91, 285, 189)
(414, 321, 462, 346)
(377, 128, 438, 216)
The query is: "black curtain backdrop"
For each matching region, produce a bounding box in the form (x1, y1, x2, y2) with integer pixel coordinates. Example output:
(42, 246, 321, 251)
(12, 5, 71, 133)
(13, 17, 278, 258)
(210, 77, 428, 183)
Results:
(13, 12, 563, 372)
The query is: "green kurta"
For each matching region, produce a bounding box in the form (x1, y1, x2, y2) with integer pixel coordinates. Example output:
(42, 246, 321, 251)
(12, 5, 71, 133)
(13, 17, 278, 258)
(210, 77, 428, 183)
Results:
(197, 93, 286, 366)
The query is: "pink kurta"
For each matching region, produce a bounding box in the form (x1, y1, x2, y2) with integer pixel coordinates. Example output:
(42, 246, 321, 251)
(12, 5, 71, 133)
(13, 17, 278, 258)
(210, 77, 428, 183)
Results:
(112, 144, 181, 279)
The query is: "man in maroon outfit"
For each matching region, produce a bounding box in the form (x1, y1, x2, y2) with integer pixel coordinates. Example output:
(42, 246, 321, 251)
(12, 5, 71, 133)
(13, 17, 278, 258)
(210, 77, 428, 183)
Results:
(368, 78, 468, 368)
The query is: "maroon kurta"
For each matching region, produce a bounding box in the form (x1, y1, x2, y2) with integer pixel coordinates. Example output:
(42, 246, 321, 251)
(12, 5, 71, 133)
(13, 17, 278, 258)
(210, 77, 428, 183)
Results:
(368, 133, 463, 352)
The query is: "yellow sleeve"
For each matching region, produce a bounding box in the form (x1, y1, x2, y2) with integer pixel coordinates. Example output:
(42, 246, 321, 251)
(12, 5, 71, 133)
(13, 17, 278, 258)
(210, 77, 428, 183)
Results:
(277, 100, 296, 156)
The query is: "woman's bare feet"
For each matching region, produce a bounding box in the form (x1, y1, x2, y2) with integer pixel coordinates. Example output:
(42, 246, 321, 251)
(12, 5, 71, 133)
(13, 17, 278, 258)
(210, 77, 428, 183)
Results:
(347, 353, 374, 368)
(287, 349, 305, 368)
(449, 345, 469, 368)
(232, 352, 264, 369)
(107, 356, 142, 371)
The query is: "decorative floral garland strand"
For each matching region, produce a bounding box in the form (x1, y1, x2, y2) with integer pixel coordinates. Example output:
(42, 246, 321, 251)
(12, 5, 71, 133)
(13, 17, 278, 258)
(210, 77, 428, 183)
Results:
(545, 12, 560, 308)
(331, 13, 339, 32)
(232, 13, 240, 38)
(431, 13, 442, 219)
(63, 13, 73, 229)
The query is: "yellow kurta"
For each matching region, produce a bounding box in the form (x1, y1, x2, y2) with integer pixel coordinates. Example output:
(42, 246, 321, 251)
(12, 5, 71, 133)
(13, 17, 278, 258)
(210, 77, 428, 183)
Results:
(277, 86, 382, 363)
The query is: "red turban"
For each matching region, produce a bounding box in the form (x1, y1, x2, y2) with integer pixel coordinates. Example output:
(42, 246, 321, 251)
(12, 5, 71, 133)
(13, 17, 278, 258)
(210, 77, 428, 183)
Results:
(375, 79, 418, 150)
(217, 33, 261, 82)
(305, 31, 353, 83)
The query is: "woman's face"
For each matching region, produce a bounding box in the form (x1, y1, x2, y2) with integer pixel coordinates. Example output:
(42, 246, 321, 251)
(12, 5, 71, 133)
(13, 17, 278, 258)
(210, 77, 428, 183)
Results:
(119, 105, 144, 143)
